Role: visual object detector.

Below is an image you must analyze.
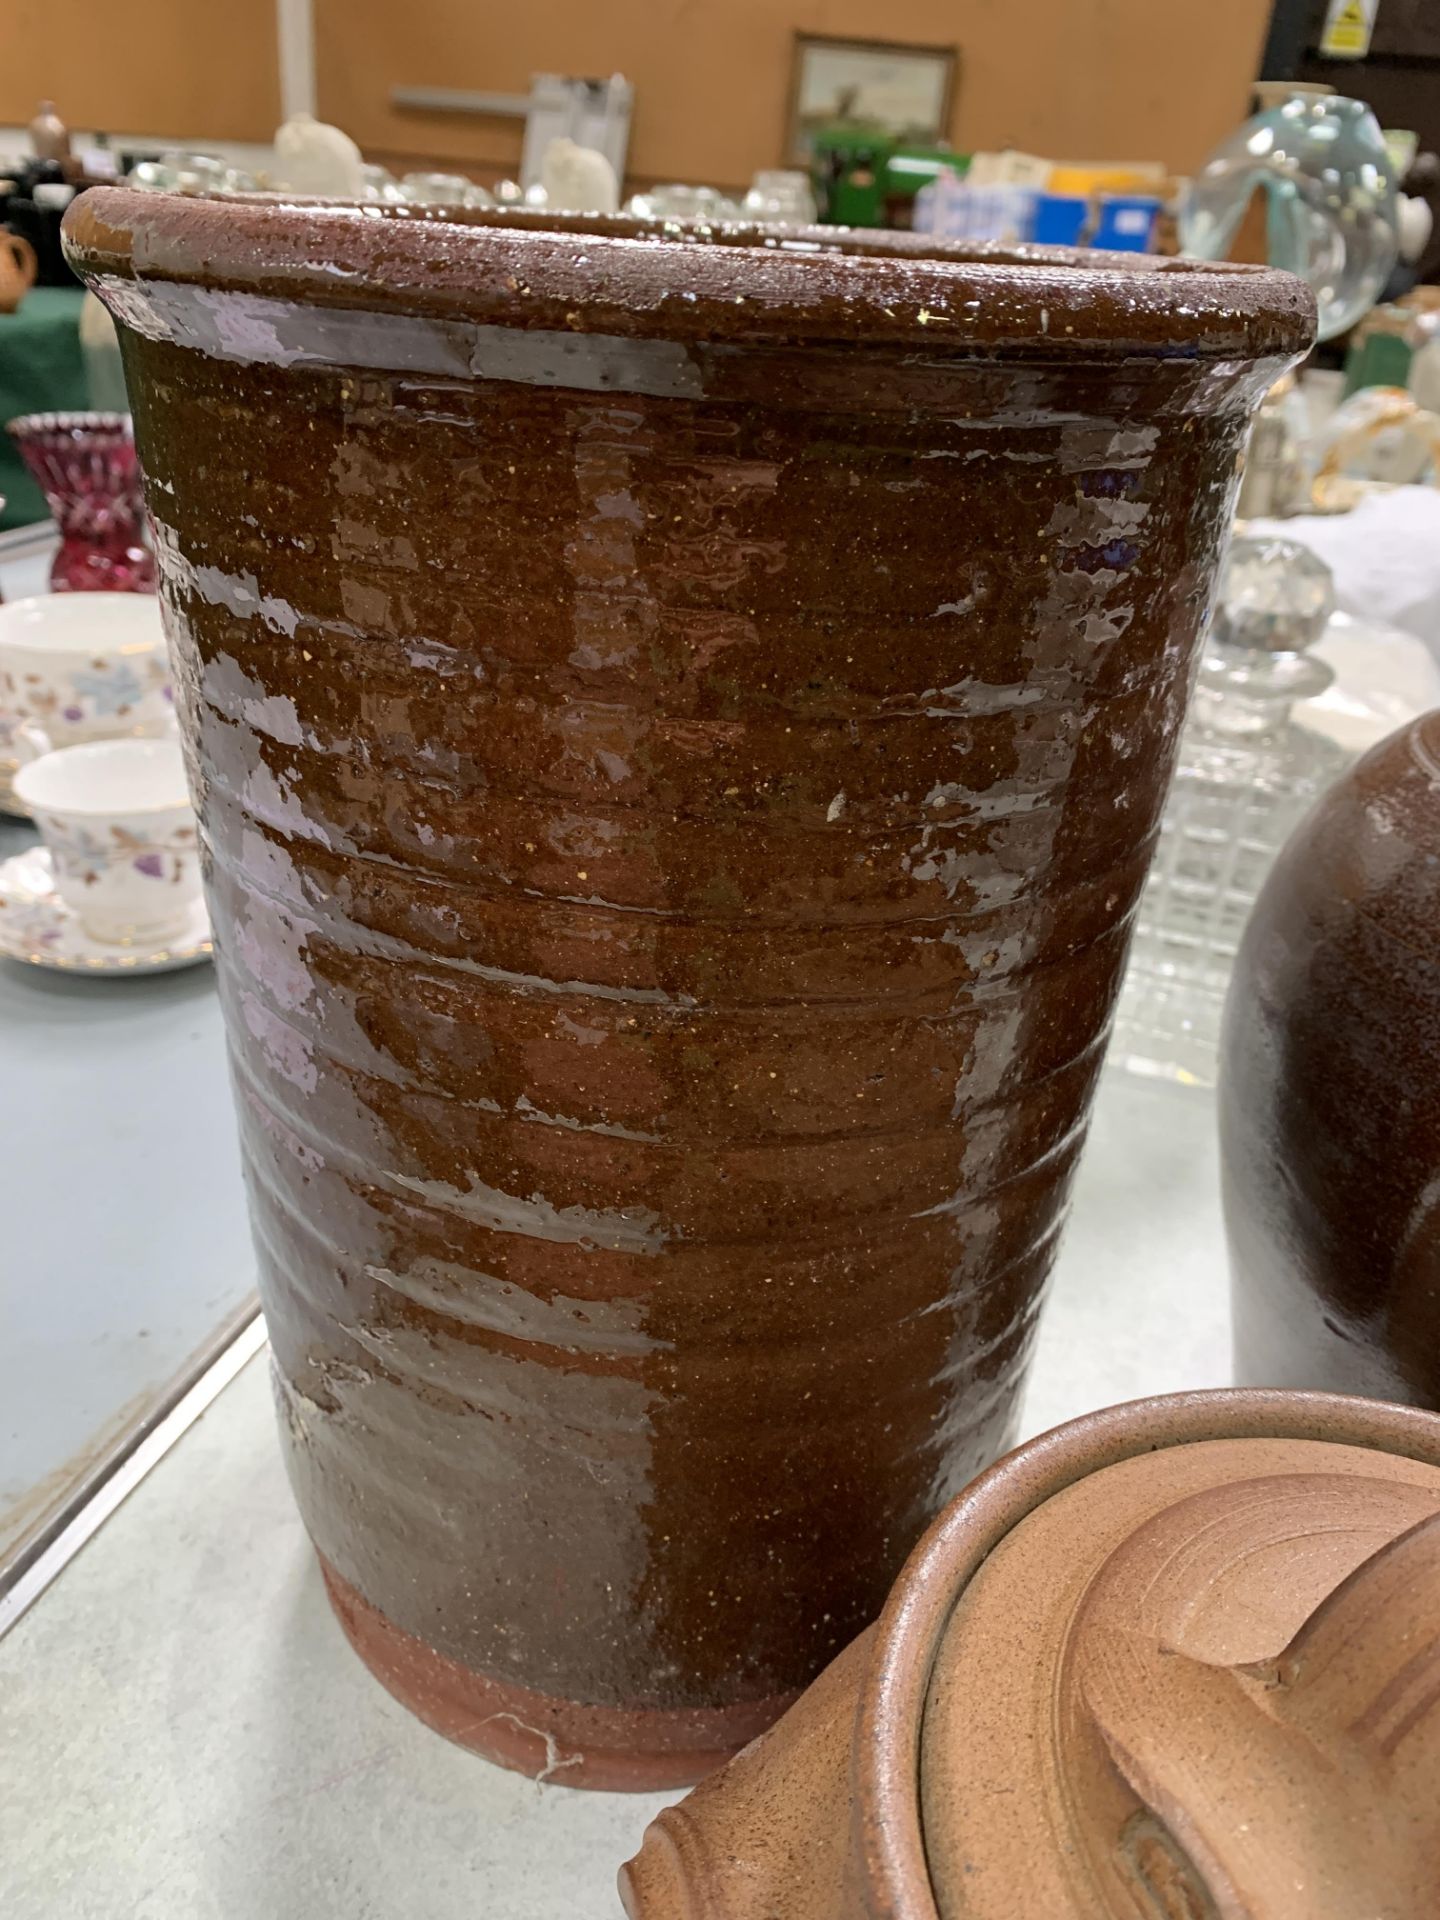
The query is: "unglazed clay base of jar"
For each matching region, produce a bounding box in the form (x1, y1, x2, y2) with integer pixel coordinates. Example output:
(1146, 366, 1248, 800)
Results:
(621, 1389, 1440, 1917)
(1223, 712, 1440, 1405)
(65, 191, 1313, 1789)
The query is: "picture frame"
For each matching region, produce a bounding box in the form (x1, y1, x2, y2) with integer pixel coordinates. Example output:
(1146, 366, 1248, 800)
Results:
(785, 33, 958, 166)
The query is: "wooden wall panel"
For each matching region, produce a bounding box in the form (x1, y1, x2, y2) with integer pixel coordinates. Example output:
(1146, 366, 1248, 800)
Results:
(1368, 0, 1440, 62)
(316, 0, 1274, 190)
(0, 0, 280, 144)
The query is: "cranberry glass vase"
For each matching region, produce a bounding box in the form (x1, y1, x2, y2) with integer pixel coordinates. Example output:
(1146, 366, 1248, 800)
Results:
(8, 412, 155, 593)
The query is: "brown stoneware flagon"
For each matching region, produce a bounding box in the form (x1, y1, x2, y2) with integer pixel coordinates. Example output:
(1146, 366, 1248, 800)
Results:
(1223, 712, 1440, 1404)
(65, 190, 1313, 1788)
(621, 1389, 1440, 1917)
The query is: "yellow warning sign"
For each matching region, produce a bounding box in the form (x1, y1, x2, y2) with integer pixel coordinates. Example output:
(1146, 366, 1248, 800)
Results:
(1321, 0, 1376, 58)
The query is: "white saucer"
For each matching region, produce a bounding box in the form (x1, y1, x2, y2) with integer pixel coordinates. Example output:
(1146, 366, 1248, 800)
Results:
(0, 844, 213, 975)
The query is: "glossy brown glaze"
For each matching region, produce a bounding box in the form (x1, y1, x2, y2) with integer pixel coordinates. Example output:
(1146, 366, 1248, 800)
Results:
(1223, 713, 1440, 1403)
(622, 1390, 1440, 1918)
(66, 190, 1312, 1787)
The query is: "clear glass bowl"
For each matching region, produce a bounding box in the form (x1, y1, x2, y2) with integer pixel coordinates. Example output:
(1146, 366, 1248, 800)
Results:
(400, 173, 494, 210)
(625, 184, 744, 224)
(742, 171, 818, 227)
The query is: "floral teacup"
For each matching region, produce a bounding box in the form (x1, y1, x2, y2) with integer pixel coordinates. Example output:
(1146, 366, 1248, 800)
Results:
(0, 592, 172, 753)
(12, 737, 201, 944)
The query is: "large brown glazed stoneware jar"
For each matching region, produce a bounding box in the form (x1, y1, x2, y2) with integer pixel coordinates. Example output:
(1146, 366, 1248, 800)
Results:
(621, 1389, 1440, 1917)
(65, 190, 1311, 1788)
(1223, 713, 1440, 1405)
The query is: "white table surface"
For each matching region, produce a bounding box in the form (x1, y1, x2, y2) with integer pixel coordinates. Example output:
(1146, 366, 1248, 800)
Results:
(0, 522, 256, 1565)
(0, 1066, 1228, 1920)
(0, 821, 253, 1567)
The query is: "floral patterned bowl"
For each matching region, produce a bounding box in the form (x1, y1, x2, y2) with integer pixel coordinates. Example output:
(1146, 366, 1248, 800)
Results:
(0, 591, 172, 752)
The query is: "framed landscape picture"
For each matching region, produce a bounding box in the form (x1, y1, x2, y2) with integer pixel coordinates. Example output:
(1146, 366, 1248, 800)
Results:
(786, 33, 957, 164)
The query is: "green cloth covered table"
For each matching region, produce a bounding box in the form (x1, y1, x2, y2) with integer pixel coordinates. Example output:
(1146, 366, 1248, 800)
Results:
(0, 286, 89, 529)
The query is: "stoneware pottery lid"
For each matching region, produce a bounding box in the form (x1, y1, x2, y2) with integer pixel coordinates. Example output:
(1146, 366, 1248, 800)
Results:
(879, 1391, 1440, 1919)
(62, 191, 1314, 366)
(624, 1390, 1440, 1918)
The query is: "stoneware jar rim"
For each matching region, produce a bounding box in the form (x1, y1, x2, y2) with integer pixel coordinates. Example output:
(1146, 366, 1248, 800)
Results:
(63, 189, 1316, 363)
